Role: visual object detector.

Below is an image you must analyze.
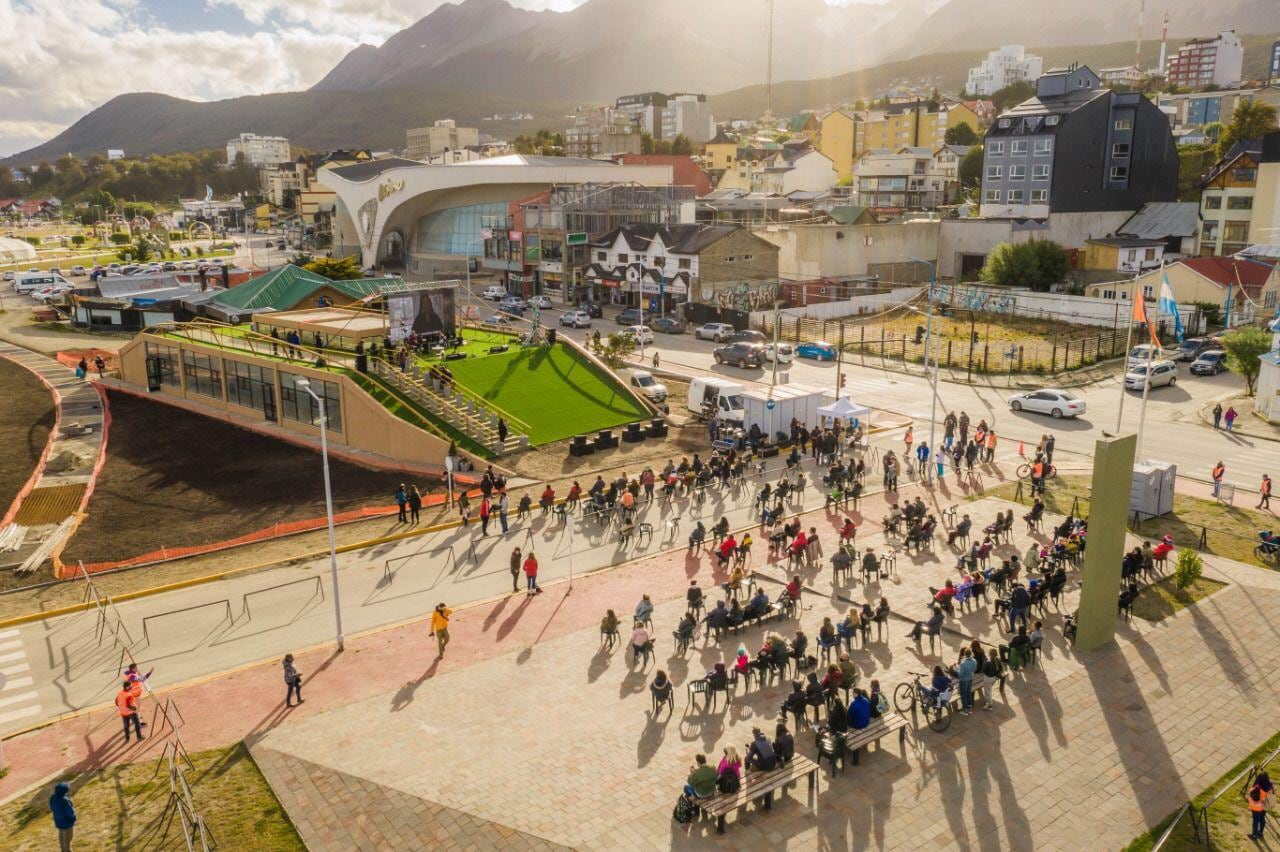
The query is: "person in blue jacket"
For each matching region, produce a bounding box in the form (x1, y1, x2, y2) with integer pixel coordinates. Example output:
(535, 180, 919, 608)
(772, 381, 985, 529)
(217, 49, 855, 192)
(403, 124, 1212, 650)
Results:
(847, 688, 871, 729)
(49, 781, 76, 851)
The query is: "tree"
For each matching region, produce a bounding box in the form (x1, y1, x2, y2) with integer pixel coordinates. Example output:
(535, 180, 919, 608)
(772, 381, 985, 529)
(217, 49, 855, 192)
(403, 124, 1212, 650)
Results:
(108, 232, 130, 245)
(1220, 325, 1272, 394)
(991, 81, 1035, 113)
(120, 235, 153, 263)
(670, 134, 694, 155)
(1176, 144, 1217, 201)
(304, 255, 363, 280)
(640, 132, 655, 155)
(958, 145, 984, 190)
(980, 239, 1069, 292)
(944, 122, 979, 146)
(1202, 121, 1225, 145)
(1217, 99, 1279, 159)
(1174, 549, 1203, 590)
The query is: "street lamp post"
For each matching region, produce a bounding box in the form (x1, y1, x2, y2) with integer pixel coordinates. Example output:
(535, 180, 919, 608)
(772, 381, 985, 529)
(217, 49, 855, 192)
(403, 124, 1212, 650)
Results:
(907, 257, 939, 483)
(294, 378, 345, 651)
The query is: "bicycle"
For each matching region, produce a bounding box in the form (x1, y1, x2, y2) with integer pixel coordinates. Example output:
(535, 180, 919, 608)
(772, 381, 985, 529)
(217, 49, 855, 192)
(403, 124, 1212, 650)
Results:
(893, 671, 954, 732)
(1016, 462, 1058, 479)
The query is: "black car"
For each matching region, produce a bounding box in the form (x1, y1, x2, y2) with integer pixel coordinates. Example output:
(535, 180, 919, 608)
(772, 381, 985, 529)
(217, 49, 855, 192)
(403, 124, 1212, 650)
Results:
(577, 302, 603, 318)
(1174, 337, 1221, 362)
(652, 316, 686, 334)
(616, 307, 644, 325)
(730, 329, 768, 345)
(713, 342, 765, 368)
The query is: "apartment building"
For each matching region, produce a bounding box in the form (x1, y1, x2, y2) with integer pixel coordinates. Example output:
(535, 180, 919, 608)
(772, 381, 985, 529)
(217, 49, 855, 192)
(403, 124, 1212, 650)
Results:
(858, 102, 981, 154)
(1199, 139, 1261, 256)
(853, 147, 954, 211)
(1157, 86, 1280, 130)
(614, 92, 669, 138)
(564, 109, 644, 158)
(966, 45, 1044, 96)
(979, 65, 1178, 218)
(661, 94, 715, 144)
(818, 110, 860, 183)
(1165, 31, 1245, 89)
(405, 120, 480, 160)
(225, 133, 291, 167)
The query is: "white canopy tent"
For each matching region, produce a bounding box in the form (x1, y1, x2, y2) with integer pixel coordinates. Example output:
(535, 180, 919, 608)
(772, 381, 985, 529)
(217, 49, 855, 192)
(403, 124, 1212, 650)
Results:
(0, 237, 37, 264)
(817, 396, 871, 427)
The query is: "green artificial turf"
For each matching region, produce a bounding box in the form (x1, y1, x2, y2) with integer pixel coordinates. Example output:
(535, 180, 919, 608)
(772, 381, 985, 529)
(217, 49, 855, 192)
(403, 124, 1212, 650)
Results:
(445, 342, 648, 445)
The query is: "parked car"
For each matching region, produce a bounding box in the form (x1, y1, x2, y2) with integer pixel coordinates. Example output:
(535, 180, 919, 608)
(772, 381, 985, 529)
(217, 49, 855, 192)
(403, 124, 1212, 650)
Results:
(762, 342, 795, 363)
(796, 340, 838, 361)
(713, 342, 765, 368)
(528, 295, 553, 309)
(1124, 360, 1178, 390)
(616, 307, 644, 325)
(69, 265, 87, 276)
(49, 267, 62, 276)
(651, 316, 685, 334)
(482, 314, 512, 328)
(179, 260, 197, 270)
(623, 325, 655, 345)
(627, 369, 668, 403)
(1126, 343, 1171, 368)
(731, 329, 767, 345)
(695, 322, 735, 342)
(499, 295, 526, 311)
(1007, 388, 1088, 418)
(162, 261, 178, 271)
(499, 302, 525, 317)
(481, 285, 506, 300)
(1, 271, 14, 281)
(1189, 350, 1227, 375)
(32, 285, 74, 303)
(559, 310, 592, 328)
(577, 302, 603, 318)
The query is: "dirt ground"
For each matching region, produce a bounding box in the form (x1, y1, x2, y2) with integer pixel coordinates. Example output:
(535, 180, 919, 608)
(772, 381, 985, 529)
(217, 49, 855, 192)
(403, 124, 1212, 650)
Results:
(60, 390, 435, 566)
(0, 356, 55, 518)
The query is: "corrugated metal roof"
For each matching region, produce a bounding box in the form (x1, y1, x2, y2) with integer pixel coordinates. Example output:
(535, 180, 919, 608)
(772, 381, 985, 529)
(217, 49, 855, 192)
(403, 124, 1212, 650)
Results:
(211, 265, 333, 310)
(1118, 202, 1200, 239)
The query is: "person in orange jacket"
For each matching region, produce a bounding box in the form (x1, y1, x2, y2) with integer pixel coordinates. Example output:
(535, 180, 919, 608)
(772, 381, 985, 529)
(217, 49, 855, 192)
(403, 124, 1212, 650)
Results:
(115, 682, 143, 743)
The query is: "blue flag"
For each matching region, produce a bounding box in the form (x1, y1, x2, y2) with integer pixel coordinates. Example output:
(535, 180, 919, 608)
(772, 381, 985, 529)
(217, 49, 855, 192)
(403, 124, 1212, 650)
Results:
(1158, 275, 1183, 343)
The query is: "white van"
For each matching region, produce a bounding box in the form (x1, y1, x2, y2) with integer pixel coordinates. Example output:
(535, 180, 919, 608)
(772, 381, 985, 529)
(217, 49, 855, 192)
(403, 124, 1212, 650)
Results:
(687, 377, 746, 423)
(15, 271, 67, 295)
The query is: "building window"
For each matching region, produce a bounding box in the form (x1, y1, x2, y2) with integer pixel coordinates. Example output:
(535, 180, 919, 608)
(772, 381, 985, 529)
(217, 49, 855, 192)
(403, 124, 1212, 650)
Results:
(181, 350, 222, 399)
(596, 251, 606, 262)
(1102, 289, 1116, 300)
(1032, 164, 1049, 180)
(1030, 189, 1048, 202)
(1224, 221, 1250, 242)
(1266, 291, 1278, 310)
(1033, 139, 1053, 154)
(1009, 165, 1025, 179)
(988, 141, 1004, 154)
(1110, 166, 1129, 181)
(1226, 196, 1253, 210)
(618, 253, 628, 263)
(1008, 189, 1025, 203)
(743, 254, 753, 261)
(1045, 116, 1059, 126)
(1111, 143, 1130, 158)
(653, 256, 665, 268)
(1144, 248, 1157, 261)
(1143, 285, 1153, 298)
(725, 256, 736, 263)
(678, 258, 691, 270)
(279, 373, 342, 433)
(984, 189, 1001, 203)
(1204, 196, 1222, 209)
(986, 165, 1002, 179)
(226, 361, 276, 418)
(1231, 168, 1257, 182)
(1114, 119, 1133, 130)
(144, 343, 180, 388)
(1011, 140, 1027, 154)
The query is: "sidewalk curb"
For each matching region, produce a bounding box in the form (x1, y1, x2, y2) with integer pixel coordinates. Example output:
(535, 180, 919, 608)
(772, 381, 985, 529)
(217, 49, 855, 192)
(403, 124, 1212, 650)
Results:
(1195, 394, 1280, 444)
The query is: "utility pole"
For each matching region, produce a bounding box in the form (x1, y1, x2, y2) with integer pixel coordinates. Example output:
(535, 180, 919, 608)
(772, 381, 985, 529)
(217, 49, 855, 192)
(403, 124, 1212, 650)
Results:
(765, 0, 775, 118)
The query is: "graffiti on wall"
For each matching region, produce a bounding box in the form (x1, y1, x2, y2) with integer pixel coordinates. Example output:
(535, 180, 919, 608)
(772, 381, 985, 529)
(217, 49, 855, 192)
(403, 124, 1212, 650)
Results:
(941, 285, 1016, 315)
(714, 280, 778, 312)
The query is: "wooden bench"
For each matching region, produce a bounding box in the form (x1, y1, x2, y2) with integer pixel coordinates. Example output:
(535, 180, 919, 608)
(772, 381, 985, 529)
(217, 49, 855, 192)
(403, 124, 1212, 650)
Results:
(698, 754, 820, 833)
(947, 673, 1004, 710)
(819, 713, 910, 773)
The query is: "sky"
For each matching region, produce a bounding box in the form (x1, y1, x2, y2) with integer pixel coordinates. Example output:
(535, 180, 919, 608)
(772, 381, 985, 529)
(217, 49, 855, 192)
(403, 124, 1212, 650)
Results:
(0, 0, 896, 159)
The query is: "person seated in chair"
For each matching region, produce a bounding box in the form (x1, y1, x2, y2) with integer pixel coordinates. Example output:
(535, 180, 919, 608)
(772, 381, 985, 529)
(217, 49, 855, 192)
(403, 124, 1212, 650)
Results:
(832, 548, 853, 576)
(933, 580, 958, 611)
(755, 482, 773, 509)
(744, 588, 771, 620)
(928, 665, 952, 708)
(839, 518, 857, 543)
(1023, 498, 1045, 530)
(725, 599, 746, 628)
(745, 727, 776, 772)
(861, 549, 880, 577)
(630, 622, 651, 663)
(688, 521, 707, 549)
(1118, 582, 1140, 613)
(721, 562, 747, 596)
(883, 504, 904, 535)
(711, 516, 730, 542)
(634, 595, 654, 625)
(539, 485, 555, 512)
(847, 688, 872, 730)
(820, 662, 843, 697)
(789, 629, 809, 665)
(705, 661, 729, 692)
(780, 681, 807, 727)
(788, 530, 809, 563)
(947, 514, 973, 547)
(676, 611, 697, 646)
(704, 600, 728, 635)
(907, 606, 945, 643)
(717, 534, 737, 568)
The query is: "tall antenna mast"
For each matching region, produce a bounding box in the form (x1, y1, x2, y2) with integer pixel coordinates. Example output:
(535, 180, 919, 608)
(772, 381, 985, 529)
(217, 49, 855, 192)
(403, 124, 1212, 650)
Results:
(766, 0, 775, 118)
(1135, 0, 1146, 69)
(1158, 10, 1169, 75)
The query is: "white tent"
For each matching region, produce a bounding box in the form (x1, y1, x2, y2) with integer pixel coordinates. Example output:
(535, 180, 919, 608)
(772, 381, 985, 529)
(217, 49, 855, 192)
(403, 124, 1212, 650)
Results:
(817, 396, 871, 426)
(0, 237, 36, 264)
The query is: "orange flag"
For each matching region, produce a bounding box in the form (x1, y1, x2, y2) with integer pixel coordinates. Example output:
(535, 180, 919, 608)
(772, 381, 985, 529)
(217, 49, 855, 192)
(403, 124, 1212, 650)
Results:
(1131, 294, 1161, 348)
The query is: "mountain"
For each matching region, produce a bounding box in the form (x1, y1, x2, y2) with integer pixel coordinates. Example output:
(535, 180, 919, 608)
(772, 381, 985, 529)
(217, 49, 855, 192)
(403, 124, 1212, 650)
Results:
(6, 0, 1279, 166)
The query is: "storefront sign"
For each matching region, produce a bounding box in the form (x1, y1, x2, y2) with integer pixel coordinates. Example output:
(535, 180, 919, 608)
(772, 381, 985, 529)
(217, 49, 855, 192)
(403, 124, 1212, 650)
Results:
(566, 232, 588, 246)
(539, 261, 563, 274)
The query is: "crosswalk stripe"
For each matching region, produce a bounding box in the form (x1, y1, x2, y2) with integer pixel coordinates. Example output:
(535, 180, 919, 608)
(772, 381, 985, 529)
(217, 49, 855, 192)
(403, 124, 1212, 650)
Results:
(0, 651, 26, 664)
(0, 706, 41, 725)
(0, 628, 20, 640)
(0, 676, 34, 692)
(0, 663, 31, 676)
(0, 691, 38, 709)
(0, 640, 22, 653)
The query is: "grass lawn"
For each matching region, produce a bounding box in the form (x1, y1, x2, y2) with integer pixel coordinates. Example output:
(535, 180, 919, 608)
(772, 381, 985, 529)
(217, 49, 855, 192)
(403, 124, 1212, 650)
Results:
(0, 743, 304, 851)
(0, 357, 56, 516)
(1126, 729, 1280, 851)
(1130, 575, 1227, 622)
(987, 475, 1276, 569)
(446, 341, 649, 446)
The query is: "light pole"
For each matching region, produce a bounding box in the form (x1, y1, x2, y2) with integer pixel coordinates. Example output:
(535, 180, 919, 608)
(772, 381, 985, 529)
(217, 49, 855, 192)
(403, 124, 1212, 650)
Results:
(906, 257, 939, 483)
(294, 377, 345, 651)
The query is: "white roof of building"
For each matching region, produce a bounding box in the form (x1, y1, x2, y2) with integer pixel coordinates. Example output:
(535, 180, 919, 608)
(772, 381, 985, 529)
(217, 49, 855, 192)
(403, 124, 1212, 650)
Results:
(0, 237, 37, 263)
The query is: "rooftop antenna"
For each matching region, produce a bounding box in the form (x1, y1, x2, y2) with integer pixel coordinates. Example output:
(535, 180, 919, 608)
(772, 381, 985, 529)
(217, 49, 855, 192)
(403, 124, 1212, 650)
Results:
(765, 0, 775, 121)
(1135, 0, 1146, 69)
(1157, 10, 1169, 75)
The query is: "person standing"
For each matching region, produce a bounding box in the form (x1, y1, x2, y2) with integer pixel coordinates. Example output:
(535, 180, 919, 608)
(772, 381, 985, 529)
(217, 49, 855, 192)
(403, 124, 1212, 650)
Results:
(457, 492, 471, 526)
(283, 654, 303, 707)
(49, 782, 76, 852)
(1211, 461, 1225, 498)
(903, 426, 914, 460)
(1247, 774, 1271, 840)
(93, 354, 106, 378)
(408, 485, 422, 525)
(497, 417, 508, 445)
(498, 490, 510, 534)
(916, 441, 929, 476)
(1043, 434, 1054, 466)
(509, 547, 522, 594)
(1224, 406, 1238, 432)
(1212, 402, 1223, 430)
(394, 484, 408, 523)
(1260, 474, 1272, 510)
(955, 647, 977, 716)
(479, 495, 491, 536)
(115, 681, 143, 743)
(523, 551, 542, 595)
(430, 603, 453, 657)
(985, 430, 998, 463)
(75, 358, 87, 380)
(935, 448, 945, 482)
(943, 411, 957, 450)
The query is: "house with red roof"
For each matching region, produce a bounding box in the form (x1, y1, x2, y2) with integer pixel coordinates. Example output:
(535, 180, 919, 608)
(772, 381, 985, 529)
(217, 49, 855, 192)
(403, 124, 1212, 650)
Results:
(1087, 255, 1279, 325)
(611, 154, 712, 196)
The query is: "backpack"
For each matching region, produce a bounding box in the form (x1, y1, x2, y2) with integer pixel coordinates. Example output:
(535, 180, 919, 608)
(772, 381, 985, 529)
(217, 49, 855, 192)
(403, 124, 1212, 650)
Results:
(717, 770, 741, 794)
(983, 657, 1002, 678)
(672, 794, 697, 824)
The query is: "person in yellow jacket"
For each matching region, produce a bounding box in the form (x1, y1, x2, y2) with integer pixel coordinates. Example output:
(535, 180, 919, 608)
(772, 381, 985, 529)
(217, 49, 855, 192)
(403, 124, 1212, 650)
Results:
(430, 602, 453, 658)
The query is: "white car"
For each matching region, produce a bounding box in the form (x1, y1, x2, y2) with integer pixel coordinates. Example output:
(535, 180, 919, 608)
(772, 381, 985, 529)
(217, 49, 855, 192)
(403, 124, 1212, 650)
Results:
(180, 261, 197, 270)
(528, 295, 553, 309)
(695, 322, 735, 342)
(559, 310, 592, 328)
(1124, 360, 1178, 390)
(1126, 344, 1171, 368)
(624, 325, 655, 345)
(762, 343, 795, 363)
(481, 286, 506, 300)
(69, 265, 87, 276)
(33, 285, 73, 303)
(482, 314, 512, 328)
(628, 369, 668, 403)
(1008, 388, 1087, 419)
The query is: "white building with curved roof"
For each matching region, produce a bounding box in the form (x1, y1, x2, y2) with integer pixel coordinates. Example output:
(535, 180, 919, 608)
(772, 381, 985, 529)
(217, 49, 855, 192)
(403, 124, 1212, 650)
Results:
(0, 237, 37, 264)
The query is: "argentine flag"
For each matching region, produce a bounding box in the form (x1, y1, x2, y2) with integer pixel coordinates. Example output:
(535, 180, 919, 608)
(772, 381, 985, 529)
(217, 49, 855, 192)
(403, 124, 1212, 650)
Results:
(1158, 275, 1183, 343)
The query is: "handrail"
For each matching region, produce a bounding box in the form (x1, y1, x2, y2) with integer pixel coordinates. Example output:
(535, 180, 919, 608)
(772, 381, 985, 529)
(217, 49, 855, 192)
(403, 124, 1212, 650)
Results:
(371, 355, 529, 437)
(1150, 802, 1193, 851)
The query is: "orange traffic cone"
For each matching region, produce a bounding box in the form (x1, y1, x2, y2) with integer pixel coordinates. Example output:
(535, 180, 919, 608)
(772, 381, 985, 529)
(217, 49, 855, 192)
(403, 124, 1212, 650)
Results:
(1017, 440, 1025, 456)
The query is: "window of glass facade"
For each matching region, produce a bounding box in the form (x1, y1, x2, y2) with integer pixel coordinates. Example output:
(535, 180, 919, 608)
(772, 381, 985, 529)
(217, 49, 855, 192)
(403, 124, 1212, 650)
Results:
(280, 373, 342, 433)
(984, 189, 1001, 203)
(1227, 196, 1253, 210)
(414, 202, 510, 256)
(988, 141, 1004, 154)
(1030, 189, 1047, 202)
(1032, 165, 1049, 180)
(1010, 141, 1027, 154)
(1009, 165, 1025, 179)
(986, 166, 1002, 179)
(226, 360, 276, 418)
(144, 342, 181, 388)
(1008, 189, 1025, 203)
(1034, 139, 1053, 153)
(182, 350, 222, 398)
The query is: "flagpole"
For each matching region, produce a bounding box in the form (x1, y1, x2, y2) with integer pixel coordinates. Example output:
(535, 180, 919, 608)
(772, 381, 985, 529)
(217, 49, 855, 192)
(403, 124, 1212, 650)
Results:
(1114, 275, 1138, 434)
(1135, 343, 1155, 459)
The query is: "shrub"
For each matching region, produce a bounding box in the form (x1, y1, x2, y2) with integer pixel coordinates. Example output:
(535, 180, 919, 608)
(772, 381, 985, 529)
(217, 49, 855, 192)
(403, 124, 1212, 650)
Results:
(108, 233, 130, 245)
(1174, 548, 1202, 590)
(70, 235, 86, 246)
(195, 246, 204, 257)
